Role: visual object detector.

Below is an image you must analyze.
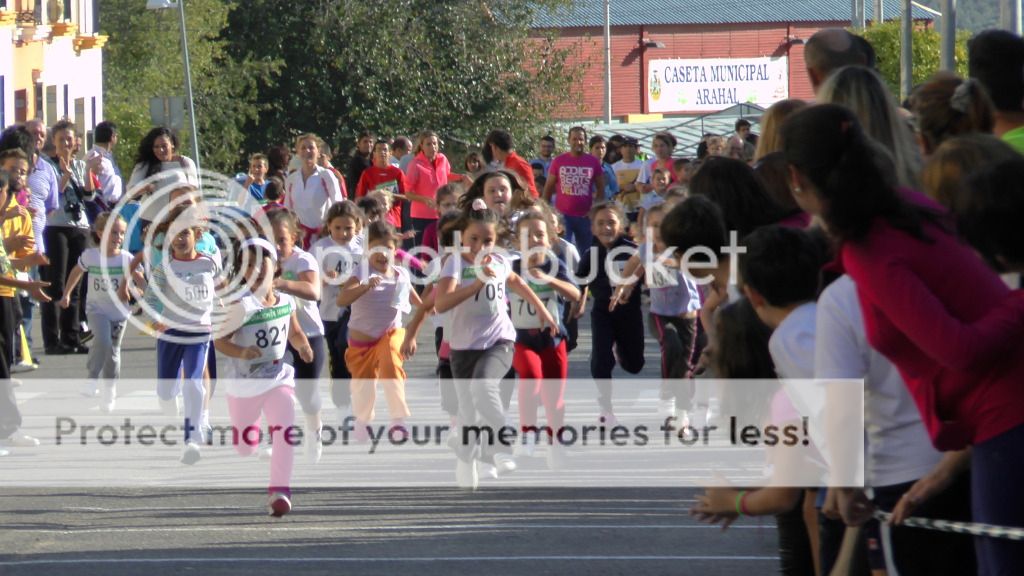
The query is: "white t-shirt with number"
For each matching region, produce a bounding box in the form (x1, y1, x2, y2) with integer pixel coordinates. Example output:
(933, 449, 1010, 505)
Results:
(510, 277, 561, 330)
(280, 248, 325, 338)
(147, 254, 220, 331)
(441, 252, 517, 351)
(77, 248, 134, 321)
(348, 264, 412, 339)
(311, 236, 362, 323)
(224, 292, 296, 397)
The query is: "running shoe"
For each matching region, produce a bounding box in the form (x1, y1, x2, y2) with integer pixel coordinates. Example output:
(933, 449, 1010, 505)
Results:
(455, 457, 479, 490)
(306, 426, 323, 464)
(181, 442, 201, 465)
(598, 412, 620, 427)
(80, 380, 99, 398)
(10, 361, 37, 374)
(479, 462, 499, 480)
(546, 444, 568, 471)
(268, 492, 292, 517)
(493, 453, 517, 475)
(352, 421, 370, 444)
(100, 384, 116, 414)
(514, 433, 535, 458)
(2, 431, 40, 447)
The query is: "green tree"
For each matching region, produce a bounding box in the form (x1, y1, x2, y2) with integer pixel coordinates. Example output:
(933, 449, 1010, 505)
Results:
(226, 0, 581, 163)
(100, 0, 280, 173)
(860, 20, 971, 97)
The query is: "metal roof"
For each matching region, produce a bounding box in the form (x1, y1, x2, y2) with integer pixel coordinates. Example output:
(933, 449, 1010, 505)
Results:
(533, 0, 936, 28)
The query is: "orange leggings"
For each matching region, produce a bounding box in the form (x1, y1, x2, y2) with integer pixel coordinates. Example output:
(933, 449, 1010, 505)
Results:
(344, 328, 410, 423)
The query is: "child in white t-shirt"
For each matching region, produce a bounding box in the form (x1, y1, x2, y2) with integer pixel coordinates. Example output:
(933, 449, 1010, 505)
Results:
(59, 212, 137, 412)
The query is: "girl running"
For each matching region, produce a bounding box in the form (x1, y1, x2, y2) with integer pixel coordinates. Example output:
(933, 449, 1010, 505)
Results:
(266, 208, 326, 463)
(509, 209, 580, 466)
(338, 221, 421, 440)
(577, 201, 644, 423)
(215, 237, 313, 517)
(59, 212, 135, 412)
(435, 198, 556, 489)
(310, 201, 364, 424)
(144, 204, 220, 464)
(613, 204, 700, 420)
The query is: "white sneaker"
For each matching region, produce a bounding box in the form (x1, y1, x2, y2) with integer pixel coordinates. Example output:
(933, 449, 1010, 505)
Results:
(690, 404, 708, 430)
(181, 442, 201, 465)
(658, 398, 676, 419)
(514, 433, 536, 458)
(707, 398, 721, 426)
(80, 380, 99, 398)
(258, 446, 273, 460)
(479, 462, 499, 480)
(306, 427, 323, 464)
(100, 385, 116, 413)
(10, 361, 37, 374)
(268, 492, 292, 517)
(546, 444, 568, 471)
(493, 453, 517, 475)
(2, 431, 39, 448)
(455, 458, 478, 490)
(0, 447, 8, 457)
(446, 425, 461, 451)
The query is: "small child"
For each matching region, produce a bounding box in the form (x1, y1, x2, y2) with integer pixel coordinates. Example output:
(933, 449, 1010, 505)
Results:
(266, 208, 326, 463)
(420, 184, 461, 260)
(637, 167, 671, 225)
(356, 140, 408, 229)
(215, 237, 313, 517)
(310, 201, 365, 424)
(244, 153, 269, 204)
(510, 209, 580, 465)
(672, 158, 693, 186)
(577, 202, 645, 423)
(357, 196, 425, 273)
(434, 198, 556, 489)
(59, 212, 136, 411)
(338, 221, 422, 439)
(261, 177, 286, 213)
(613, 204, 700, 419)
(143, 204, 220, 464)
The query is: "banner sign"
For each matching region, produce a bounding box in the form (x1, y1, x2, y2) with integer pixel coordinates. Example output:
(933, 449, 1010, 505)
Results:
(647, 57, 789, 113)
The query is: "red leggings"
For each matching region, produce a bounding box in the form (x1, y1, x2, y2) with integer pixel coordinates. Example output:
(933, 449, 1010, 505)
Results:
(512, 341, 567, 434)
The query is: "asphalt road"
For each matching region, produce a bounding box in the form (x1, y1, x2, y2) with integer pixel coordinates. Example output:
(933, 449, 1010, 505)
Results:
(0, 303, 778, 575)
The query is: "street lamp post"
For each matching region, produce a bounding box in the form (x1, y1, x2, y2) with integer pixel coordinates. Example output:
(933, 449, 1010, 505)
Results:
(146, 0, 200, 179)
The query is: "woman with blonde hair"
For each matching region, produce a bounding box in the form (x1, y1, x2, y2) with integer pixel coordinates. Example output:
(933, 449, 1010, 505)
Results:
(753, 99, 807, 161)
(818, 66, 923, 188)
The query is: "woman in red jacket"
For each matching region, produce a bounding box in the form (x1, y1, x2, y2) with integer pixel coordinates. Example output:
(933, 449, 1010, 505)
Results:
(782, 104, 1024, 576)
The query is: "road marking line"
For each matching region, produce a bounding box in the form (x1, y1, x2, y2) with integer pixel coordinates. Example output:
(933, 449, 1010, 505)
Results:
(0, 555, 779, 566)
(10, 523, 769, 535)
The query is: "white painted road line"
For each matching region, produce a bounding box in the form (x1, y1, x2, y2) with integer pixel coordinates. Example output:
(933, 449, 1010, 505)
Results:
(11, 523, 769, 535)
(0, 555, 780, 566)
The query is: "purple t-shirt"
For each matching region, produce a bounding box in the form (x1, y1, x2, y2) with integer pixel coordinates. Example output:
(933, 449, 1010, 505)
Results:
(549, 153, 602, 217)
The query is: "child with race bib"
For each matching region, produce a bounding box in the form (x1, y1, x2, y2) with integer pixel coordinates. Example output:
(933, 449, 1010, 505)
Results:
(310, 201, 364, 424)
(144, 204, 221, 465)
(509, 209, 580, 466)
(59, 212, 136, 412)
(266, 208, 327, 463)
(576, 202, 644, 424)
(338, 221, 421, 440)
(215, 237, 313, 518)
(435, 198, 557, 489)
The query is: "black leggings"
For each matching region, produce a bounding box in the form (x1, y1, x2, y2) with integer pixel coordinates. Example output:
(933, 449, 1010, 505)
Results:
(40, 226, 88, 348)
(286, 334, 325, 415)
(0, 297, 20, 439)
(590, 302, 645, 413)
(324, 312, 352, 408)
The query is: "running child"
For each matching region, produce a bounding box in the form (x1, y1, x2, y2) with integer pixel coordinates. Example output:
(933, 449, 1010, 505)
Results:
(266, 208, 326, 463)
(637, 167, 671, 225)
(337, 221, 421, 439)
(284, 133, 345, 249)
(434, 198, 557, 489)
(59, 212, 135, 412)
(509, 209, 580, 466)
(215, 237, 314, 518)
(144, 204, 220, 464)
(310, 200, 364, 424)
(577, 201, 645, 423)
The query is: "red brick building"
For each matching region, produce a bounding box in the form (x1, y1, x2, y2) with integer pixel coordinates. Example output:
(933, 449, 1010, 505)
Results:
(532, 0, 932, 121)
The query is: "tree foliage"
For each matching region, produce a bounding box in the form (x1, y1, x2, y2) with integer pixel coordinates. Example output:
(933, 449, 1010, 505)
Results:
(100, 0, 280, 173)
(860, 20, 970, 97)
(226, 0, 581, 161)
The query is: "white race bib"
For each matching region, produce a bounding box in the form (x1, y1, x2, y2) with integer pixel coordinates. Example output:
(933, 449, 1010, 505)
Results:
(511, 289, 560, 330)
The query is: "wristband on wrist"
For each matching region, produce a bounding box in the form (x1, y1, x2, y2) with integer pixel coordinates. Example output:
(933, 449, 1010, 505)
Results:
(740, 490, 752, 516)
(735, 490, 746, 516)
